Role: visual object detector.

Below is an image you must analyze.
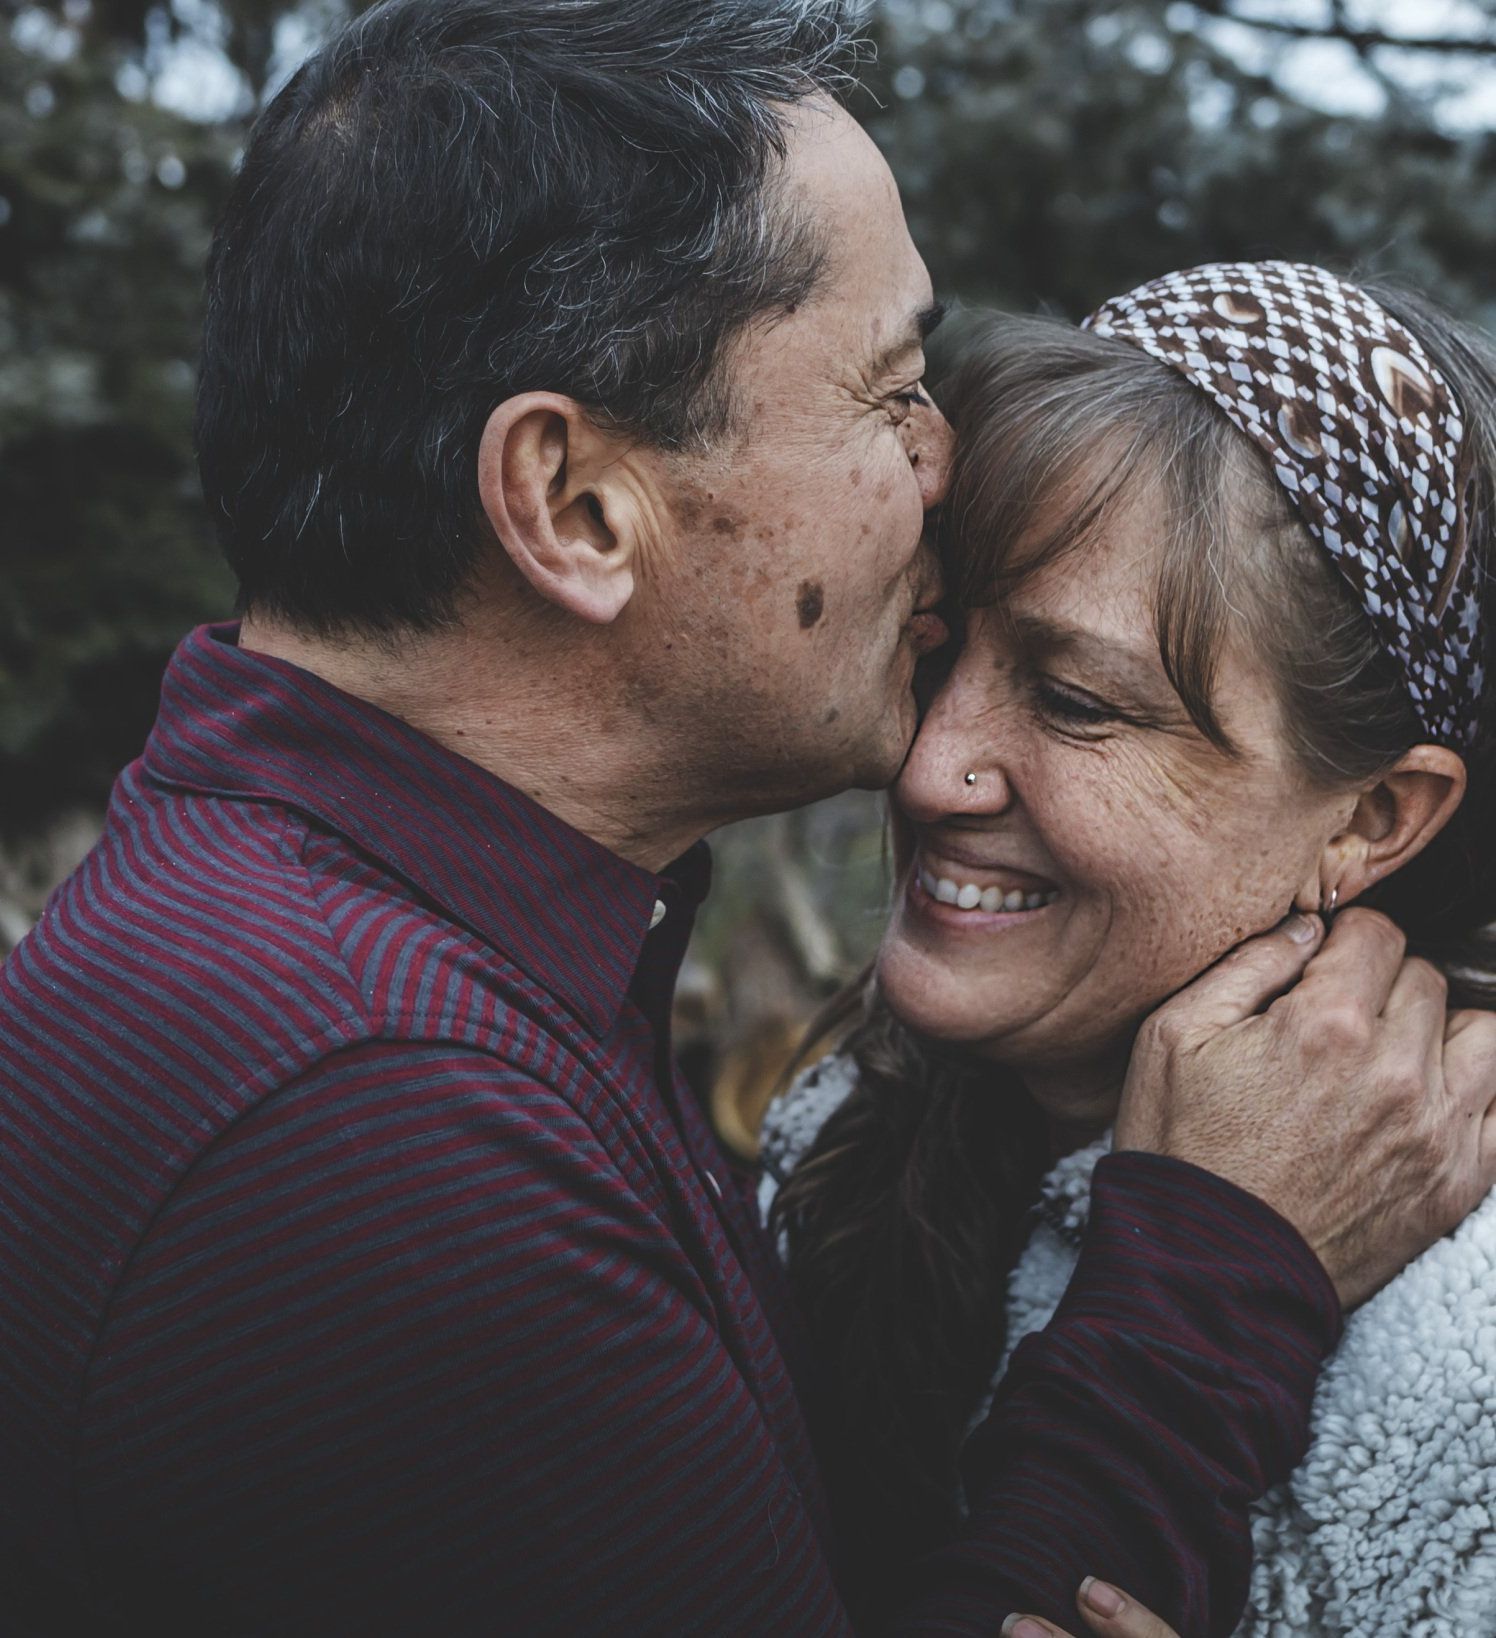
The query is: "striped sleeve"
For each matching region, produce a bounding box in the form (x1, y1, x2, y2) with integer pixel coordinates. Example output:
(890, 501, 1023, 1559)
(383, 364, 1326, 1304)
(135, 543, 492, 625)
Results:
(76, 1041, 851, 1638)
(894, 1152, 1341, 1638)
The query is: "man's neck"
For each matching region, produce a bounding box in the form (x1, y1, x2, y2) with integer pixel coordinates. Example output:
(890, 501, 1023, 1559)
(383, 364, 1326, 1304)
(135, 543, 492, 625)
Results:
(237, 614, 713, 872)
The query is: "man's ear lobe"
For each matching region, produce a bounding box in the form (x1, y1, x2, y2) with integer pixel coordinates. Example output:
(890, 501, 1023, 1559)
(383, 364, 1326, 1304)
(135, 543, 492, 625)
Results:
(476, 394, 636, 625)
(1326, 744, 1467, 905)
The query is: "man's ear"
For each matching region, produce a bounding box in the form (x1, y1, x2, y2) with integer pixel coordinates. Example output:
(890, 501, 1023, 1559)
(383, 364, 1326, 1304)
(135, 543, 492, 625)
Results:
(476, 394, 638, 625)
(1319, 744, 1467, 907)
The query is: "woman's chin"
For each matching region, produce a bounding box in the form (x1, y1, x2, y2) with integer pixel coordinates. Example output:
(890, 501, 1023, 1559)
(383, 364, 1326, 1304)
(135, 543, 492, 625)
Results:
(875, 933, 1041, 1050)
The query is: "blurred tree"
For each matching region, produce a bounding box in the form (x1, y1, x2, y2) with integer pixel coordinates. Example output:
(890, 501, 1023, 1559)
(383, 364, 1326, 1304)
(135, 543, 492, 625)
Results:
(0, 7, 237, 831)
(857, 0, 1496, 325)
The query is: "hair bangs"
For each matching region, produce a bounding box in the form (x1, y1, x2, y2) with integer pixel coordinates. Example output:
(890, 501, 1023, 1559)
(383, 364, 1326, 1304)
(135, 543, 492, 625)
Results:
(938, 312, 1239, 747)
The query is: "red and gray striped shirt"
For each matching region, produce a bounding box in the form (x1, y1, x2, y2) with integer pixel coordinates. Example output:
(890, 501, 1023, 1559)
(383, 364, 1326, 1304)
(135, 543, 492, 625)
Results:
(0, 623, 1340, 1635)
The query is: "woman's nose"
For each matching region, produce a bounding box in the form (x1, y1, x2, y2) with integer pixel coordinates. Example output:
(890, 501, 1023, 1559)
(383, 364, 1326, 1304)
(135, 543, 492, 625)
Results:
(909, 396, 954, 513)
(896, 665, 1014, 824)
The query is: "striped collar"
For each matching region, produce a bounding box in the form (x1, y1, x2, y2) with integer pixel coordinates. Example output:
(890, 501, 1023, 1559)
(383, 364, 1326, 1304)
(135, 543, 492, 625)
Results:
(142, 623, 710, 1036)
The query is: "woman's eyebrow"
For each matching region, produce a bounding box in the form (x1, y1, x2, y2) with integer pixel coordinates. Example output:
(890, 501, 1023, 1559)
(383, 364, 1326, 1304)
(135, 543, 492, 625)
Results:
(1011, 613, 1171, 699)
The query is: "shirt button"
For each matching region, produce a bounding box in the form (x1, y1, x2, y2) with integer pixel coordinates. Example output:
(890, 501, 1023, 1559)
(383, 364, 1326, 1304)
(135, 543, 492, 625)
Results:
(704, 1170, 723, 1199)
(649, 899, 667, 930)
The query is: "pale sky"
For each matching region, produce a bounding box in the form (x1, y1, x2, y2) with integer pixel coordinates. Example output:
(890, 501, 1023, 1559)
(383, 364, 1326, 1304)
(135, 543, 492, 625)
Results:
(12, 0, 1496, 133)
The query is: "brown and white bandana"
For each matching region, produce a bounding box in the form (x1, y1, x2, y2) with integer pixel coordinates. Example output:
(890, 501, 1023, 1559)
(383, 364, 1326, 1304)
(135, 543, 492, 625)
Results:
(1083, 261, 1482, 748)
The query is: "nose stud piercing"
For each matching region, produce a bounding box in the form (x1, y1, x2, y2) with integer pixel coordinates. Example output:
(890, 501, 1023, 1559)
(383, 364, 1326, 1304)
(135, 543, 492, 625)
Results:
(964, 772, 978, 787)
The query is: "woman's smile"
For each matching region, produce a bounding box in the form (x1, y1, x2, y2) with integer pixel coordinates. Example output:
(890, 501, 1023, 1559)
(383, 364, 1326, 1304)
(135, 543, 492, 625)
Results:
(909, 846, 1061, 921)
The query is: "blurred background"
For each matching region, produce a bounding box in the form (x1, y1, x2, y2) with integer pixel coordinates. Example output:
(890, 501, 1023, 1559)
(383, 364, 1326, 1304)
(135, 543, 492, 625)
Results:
(3, 0, 1494, 1148)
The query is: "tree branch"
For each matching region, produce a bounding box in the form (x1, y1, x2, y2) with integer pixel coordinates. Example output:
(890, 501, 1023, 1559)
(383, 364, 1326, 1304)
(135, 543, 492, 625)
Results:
(1195, 0, 1496, 56)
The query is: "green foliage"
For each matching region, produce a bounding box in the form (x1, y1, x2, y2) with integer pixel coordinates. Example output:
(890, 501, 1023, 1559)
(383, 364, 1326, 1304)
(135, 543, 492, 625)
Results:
(1, 0, 1493, 834)
(0, 17, 237, 829)
(858, 0, 1496, 324)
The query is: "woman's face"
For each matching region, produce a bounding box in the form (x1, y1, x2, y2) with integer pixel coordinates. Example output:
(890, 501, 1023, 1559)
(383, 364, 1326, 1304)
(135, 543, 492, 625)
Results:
(877, 487, 1355, 1075)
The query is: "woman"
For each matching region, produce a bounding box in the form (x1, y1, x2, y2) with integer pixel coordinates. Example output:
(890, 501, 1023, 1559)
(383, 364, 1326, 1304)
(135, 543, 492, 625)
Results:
(762, 262, 1496, 1638)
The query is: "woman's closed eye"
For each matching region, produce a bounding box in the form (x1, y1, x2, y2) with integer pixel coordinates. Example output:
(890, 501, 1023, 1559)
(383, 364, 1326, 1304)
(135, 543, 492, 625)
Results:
(1032, 674, 1127, 736)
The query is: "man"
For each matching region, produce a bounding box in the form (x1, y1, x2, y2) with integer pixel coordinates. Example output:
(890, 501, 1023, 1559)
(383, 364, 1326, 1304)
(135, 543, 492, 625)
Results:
(2, 3, 1492, 1634)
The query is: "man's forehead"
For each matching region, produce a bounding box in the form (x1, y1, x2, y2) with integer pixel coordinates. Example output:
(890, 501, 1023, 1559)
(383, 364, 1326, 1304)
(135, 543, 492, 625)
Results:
(783, 105, 927, 288)
(764, 99, 939, 379)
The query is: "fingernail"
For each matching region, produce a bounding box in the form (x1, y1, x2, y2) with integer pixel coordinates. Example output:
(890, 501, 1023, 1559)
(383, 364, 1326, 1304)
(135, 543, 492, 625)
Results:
(1284, 912, 1320, 944)
(1081, 1576, 1126, 1617)
(1001, 1621, 1052, 1638)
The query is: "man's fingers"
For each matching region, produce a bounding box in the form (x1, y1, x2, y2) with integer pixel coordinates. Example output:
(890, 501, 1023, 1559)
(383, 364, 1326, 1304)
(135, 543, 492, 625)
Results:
(1445, 1008, 1496, 1121)
(1145, 911, 1323, 1038)
(1074, 1578, 1182, 1637)
(1444, 1010, 1496, 1198)
(1292, 905, 1408, 1015)
(997, 1580, 1183, 1638)
(1382, 957, 1449, 1073)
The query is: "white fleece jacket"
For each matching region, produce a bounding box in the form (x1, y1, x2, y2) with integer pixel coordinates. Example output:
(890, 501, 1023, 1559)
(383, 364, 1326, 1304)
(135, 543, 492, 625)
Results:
(760, 1055, 1496, 1638)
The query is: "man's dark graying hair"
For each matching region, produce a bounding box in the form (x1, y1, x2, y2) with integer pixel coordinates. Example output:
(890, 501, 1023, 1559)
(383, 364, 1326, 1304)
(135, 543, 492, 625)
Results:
(196, 0, 869, 633)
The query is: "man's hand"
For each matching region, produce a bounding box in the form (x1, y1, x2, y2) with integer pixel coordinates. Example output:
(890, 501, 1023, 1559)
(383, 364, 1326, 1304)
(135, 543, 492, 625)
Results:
(1117, 906, 1496, 1308)
(1001, 1577, 1180, 1638)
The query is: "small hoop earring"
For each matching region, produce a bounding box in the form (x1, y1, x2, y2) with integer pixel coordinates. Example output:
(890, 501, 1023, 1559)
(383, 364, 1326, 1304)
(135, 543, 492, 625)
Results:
(963, 771, 978, 787)
(1324, 884, 1339, 916)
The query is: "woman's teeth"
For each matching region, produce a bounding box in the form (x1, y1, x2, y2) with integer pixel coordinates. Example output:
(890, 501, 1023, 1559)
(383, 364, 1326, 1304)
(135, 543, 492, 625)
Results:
(917, 864, 1058, 914)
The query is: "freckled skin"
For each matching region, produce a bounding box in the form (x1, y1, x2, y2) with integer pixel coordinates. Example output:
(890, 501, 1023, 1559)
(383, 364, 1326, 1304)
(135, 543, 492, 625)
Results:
(796, 581, 825, 629)
(878, 488, 1355, 1082)
(627, 101, 953, 810)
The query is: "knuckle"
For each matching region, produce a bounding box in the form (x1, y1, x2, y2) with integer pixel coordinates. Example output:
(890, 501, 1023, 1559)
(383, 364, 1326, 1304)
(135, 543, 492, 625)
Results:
(1139, 1009, 1188, 1056)
(1387, 1062, 1428, 1108)
(1318, 1002, 1373, 1054)
(1407, 956, 1447, 998)
(1339, 905, 1405, 956)
(1374, 1045, 1428, 1107)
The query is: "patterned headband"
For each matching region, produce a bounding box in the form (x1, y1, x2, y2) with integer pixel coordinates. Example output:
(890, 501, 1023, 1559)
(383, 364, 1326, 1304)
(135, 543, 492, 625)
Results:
(1083, 261, 1482, 748)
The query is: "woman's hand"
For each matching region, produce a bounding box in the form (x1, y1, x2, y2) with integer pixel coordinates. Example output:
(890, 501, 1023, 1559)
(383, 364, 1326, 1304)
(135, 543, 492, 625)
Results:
(1001, 1577, 1181, 1638)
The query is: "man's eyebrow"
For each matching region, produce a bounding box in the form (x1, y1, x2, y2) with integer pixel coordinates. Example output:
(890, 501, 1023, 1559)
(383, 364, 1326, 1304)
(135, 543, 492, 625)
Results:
(870, 300, 948, 380)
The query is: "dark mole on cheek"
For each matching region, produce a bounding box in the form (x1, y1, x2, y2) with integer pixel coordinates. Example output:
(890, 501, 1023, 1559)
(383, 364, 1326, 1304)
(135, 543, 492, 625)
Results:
(796, 580, 825, 629)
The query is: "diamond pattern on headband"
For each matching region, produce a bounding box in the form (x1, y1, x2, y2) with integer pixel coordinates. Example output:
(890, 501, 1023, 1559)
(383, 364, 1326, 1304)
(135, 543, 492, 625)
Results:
(1084, 261, 1481, 748)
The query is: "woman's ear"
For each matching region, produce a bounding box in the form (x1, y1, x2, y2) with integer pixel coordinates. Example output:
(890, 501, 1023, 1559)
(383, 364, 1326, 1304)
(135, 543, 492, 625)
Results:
(1320, 744, 1467, 907)
(475, 393, 638, 625)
